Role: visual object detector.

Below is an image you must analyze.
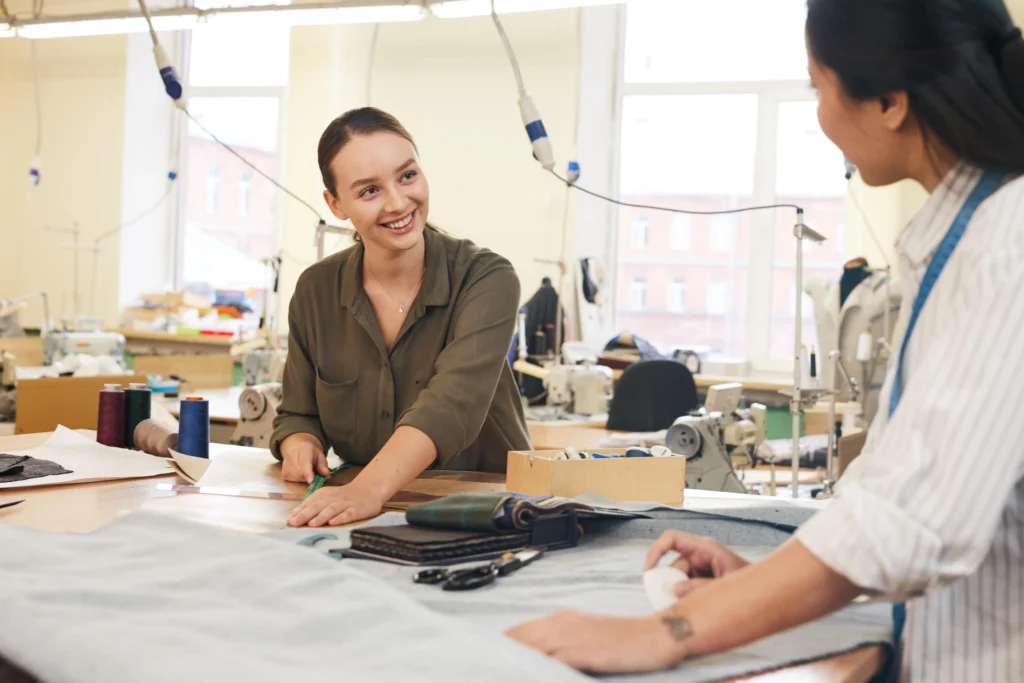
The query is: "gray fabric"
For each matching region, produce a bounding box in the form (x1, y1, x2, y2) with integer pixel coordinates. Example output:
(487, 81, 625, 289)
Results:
(0, 513, 591, 683)
(0, 454, 72, 483)
(271, 502, 892, 683)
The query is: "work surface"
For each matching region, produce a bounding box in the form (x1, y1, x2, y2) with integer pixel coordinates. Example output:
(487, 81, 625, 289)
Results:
(0, 432, 885, 682)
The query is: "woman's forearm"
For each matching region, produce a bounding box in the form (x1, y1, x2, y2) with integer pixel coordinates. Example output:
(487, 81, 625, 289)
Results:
(351, 426, 438, 502)
(657, 540, 864, 662)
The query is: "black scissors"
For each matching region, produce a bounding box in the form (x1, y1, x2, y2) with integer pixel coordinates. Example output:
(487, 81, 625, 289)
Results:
(413, 548, 545, 591)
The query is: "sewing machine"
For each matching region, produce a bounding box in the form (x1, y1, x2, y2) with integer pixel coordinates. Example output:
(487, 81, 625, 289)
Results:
(42, 330, 126, 366)
(666, 383, 766, 494)
(242, 348, 287, 386)
(544, 363, 614, 416)
(229, 383, 282, 449)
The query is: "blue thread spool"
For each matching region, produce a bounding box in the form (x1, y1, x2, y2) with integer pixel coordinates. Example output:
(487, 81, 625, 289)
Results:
(178, 397, 210, 459)
(625, 448, 651, 458)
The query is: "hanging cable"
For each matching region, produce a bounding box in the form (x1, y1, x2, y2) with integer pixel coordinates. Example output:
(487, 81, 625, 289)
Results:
(366, 23, 380, 105)
(847, 182, 891, 267)
(27, 41, 42, 189)
(550, 170, 803, 217)
(184, 110, 323, 222)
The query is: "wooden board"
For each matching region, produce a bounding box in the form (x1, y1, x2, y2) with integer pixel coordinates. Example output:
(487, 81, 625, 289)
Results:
(14, 375, 148, 434)
(0, 336, 44, 366)
(133, 354, 234, 389)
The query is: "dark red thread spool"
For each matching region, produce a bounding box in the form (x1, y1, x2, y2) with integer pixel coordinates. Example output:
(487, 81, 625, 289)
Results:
(97, 384, 126, 448)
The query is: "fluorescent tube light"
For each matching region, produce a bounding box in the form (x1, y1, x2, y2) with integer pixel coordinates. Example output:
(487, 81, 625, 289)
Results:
(429, 0, 625, 18)
(16, 13, 199, 39)
(11, 2, 425, 40)
(202, 4, 426, 28)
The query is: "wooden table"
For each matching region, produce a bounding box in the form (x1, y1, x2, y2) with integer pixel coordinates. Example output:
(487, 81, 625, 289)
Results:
(0, 430, 884, 682)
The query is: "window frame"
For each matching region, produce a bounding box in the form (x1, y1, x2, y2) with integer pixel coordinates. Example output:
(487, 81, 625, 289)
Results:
(171, 30, 290, 294)
(608, 3, 826, 374)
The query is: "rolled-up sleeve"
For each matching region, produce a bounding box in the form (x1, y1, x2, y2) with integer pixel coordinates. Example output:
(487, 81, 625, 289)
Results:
(796, 247, 1024, 601)
(397, 258, 520, 467)
(270, 277, 328, 461)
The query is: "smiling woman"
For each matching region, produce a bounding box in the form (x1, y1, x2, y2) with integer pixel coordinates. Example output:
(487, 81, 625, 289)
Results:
(271, 108, 532, 529)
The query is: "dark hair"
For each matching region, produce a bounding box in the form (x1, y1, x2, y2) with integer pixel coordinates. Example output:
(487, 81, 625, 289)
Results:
(807, 0, 1024, 173)
(317, 107, 419, 198)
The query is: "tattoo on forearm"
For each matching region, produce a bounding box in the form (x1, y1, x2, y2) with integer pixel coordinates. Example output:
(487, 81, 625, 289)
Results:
(661, 609, 694, 642)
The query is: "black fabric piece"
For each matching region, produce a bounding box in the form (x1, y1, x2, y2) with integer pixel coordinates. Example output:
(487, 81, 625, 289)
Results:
(579, 258, 599, 304)
(0, 454, 72, 483)
(606, 359, 699, 432)
(839, 262, 871, 308)
(514, 279, 566, 405)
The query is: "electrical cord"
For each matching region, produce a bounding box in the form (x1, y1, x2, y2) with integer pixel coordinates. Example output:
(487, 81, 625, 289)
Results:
(491, 0, 526, 94)
(847, 181, 891, 267)
(184, 109, 323, 223)
(550, 170, 805, 218)
(366, 22, 380, 105)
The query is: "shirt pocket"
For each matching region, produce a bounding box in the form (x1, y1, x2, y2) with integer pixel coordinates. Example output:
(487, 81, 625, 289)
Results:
(314, 368, 358, 449)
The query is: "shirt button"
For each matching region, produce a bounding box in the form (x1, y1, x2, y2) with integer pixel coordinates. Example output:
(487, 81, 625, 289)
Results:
(382, 410, 391, 418)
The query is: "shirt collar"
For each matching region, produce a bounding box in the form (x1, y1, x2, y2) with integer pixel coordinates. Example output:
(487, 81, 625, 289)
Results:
(338, 228, 451, 310)
(896, 162, 983, 269)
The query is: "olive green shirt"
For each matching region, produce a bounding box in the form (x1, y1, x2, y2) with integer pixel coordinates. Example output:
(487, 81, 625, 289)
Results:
(270, 229, 532, 473)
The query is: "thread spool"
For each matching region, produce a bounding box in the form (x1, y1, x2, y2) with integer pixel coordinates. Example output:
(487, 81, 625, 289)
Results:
(124, 383, 152, 449)
(133, 419, 178, 458)
(97, 384, 126, 448)
(177, 397, 210, 459)
(856, 332, 874, 362)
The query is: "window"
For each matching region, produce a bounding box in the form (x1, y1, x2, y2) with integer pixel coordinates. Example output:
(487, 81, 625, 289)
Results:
(205, 166, 220, 214)
(668, 279, 687, 312)
(616, 93, 755, 357)
(630, 279, 647, 311)
(707, 280, 730, 316)
(710, 214, 736, 252)
(238, 170, 252, 218)
(612, 0, 845, 369)
(631, 215, 649, 249)
(670, 214, 691, 250)
(177, 0, 290, 331)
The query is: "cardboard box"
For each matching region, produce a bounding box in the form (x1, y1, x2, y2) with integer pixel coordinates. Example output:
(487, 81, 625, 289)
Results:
(0, 336, 44, 367)
(15, 375, 147, 434)
(132, 354, 234, 389)
(506, 449, 685, 505)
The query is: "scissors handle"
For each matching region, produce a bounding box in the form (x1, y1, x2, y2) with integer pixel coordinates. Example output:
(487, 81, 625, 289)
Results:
(442, 565, 498, 591)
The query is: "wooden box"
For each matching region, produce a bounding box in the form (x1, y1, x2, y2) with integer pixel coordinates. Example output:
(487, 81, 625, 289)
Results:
(506, 449, 685, 505)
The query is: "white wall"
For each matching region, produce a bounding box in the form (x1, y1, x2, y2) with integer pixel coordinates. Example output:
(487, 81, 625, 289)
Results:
(277, 11, 582, 328)
(0, 0, 129, 328)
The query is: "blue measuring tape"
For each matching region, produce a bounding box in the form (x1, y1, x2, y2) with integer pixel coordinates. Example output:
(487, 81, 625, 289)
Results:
(886, 170, 1004, 651)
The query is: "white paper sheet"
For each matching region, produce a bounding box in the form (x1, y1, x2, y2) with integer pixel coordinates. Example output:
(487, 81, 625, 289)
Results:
(168, 448, 211, 484)
(0, 426, 173, 489)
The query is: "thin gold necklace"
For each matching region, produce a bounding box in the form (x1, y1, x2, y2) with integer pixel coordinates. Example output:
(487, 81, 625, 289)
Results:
(365, 264, 426, 314)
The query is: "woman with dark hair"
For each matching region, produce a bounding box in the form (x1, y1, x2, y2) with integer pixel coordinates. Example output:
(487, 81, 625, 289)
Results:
(275, 107, 531, 528)
(509, 1, 1024, 679)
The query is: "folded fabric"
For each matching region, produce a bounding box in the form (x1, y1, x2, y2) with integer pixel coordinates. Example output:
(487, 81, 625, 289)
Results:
(405, 493, 642, 533)
(0, 454, 72, 484)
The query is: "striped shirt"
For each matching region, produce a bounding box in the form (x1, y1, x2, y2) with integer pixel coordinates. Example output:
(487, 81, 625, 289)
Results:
(795, 163, 1024, 682)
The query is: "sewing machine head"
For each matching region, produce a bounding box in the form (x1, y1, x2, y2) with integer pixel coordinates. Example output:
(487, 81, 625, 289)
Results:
(666, 384, 767, 494)
(545, 363, 614, 416)
(230, 383, 283, 449)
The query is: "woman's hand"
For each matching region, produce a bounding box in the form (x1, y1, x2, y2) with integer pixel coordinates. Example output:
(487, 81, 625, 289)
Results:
(645, 531, 749, 597)
(287, 483, 384, 527)
(280, 433, 330, 484)
(506, 611, 686, 673)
